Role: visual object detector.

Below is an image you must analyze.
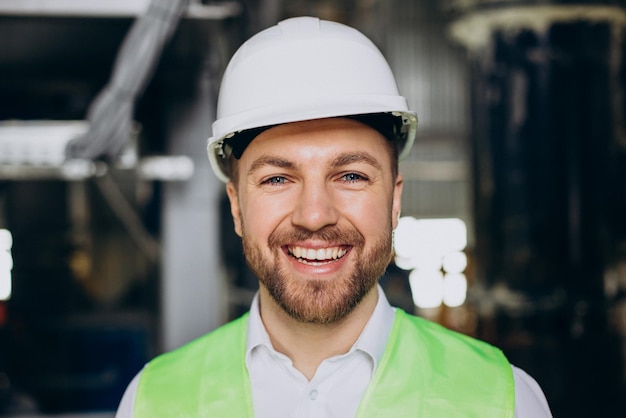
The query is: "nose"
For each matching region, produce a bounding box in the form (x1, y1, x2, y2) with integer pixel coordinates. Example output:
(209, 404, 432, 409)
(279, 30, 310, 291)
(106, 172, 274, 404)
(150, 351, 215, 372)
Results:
(291, 180, 339, 231)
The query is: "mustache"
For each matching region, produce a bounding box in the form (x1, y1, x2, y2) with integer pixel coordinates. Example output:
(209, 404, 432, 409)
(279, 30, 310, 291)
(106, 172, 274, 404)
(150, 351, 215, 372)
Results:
(268, 225, 365, 247)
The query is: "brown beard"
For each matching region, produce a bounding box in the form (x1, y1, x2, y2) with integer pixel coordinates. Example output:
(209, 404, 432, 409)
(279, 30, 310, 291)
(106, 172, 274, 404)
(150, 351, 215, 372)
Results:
(241, 223, 393, 324)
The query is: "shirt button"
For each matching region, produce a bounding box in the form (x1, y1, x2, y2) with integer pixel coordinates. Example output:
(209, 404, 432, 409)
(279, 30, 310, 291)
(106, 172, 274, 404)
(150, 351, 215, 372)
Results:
(309, 389, 319, 400)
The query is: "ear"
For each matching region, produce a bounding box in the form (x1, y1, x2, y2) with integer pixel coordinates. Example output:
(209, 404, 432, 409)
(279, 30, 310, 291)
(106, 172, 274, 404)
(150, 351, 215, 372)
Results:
(391, 174, 403, 230)
(226, 181, 243, 237)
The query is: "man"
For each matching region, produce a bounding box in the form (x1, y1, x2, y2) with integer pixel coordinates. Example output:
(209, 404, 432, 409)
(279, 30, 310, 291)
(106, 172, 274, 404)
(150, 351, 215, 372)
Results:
(116, 16, 552, 417)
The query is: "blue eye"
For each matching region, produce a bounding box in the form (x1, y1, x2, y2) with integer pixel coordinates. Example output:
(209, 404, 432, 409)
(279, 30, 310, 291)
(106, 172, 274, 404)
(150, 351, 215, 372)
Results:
(262, 176, 287, 185)
(341, 173, 366, 182)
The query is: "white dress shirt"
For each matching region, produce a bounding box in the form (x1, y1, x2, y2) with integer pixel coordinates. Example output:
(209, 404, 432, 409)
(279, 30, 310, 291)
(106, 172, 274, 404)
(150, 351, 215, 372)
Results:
(116, 287, 553, 417)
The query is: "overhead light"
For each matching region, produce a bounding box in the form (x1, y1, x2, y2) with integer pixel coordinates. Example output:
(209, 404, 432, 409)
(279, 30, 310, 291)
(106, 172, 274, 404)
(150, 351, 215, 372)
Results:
(443, 274, 468, 307)
(442, 251, 467, 274)
(409, 270, 444, 309)
(138, 156, 194, 181)
(0, 229, 13, 301)
(0, 229, 12, 251)
(394, 217, 469, 308)
(0, 121, 89, 166)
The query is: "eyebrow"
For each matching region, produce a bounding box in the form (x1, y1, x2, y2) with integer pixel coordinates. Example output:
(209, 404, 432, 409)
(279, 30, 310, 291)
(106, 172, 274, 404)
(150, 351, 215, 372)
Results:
(330, 152, 382, 171)
(247, 155, 296, 176)
(247, 151, 383, 177)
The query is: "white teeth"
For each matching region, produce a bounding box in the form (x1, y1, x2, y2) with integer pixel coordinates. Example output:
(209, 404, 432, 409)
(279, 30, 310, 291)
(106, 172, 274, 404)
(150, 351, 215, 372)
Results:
(288, 246, 347, 261)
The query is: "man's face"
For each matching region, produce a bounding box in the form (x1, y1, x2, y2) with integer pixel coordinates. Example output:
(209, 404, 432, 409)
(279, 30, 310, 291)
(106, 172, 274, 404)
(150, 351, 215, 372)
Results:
(226, 118, 403, 324)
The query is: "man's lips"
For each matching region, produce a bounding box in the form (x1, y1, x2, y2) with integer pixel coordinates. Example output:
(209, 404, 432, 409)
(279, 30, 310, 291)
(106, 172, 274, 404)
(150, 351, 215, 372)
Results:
(286, 245, 349, 263)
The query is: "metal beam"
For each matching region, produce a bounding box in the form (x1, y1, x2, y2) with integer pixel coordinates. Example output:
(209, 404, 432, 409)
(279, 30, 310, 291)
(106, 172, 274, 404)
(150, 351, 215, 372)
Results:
(0, 0, 241, 19)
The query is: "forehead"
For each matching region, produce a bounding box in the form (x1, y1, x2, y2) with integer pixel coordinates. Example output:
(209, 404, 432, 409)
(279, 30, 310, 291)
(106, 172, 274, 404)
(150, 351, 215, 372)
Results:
(240, 118, 394, 163)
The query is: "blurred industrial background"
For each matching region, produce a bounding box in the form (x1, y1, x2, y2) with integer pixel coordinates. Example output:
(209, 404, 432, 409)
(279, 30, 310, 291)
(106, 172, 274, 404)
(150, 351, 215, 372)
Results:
(1, 0, 625, 416)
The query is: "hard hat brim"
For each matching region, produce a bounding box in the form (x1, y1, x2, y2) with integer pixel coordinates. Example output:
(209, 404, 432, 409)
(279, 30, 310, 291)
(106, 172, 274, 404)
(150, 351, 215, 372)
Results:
(207, 109, 417, 183)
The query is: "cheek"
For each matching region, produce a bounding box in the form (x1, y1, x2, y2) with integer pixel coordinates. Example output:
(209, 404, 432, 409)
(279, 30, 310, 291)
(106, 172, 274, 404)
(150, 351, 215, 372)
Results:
(240, 194, 291, 238)
(337, 192, 393, 232)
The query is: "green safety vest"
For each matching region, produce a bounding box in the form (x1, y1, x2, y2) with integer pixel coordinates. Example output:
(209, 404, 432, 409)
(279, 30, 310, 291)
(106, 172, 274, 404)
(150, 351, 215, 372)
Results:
(135, 309, 515, 417)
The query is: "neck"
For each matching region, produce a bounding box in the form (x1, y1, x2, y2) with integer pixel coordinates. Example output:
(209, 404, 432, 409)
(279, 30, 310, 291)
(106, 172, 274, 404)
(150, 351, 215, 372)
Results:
(258, 286, 379, 380)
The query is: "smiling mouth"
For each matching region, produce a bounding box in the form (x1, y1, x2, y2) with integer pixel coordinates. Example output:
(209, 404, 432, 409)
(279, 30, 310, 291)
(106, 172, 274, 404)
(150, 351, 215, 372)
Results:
(287, 245, 348, 264)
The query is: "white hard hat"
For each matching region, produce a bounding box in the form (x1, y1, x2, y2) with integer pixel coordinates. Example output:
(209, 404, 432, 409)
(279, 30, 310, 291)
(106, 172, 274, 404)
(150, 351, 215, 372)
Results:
(207, 16, 418, 182)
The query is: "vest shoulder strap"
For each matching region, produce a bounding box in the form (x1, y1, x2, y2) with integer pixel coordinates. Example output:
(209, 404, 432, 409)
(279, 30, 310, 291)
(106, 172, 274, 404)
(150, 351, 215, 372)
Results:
(357, 309, 515, 418)
(134, 314, 253, 418)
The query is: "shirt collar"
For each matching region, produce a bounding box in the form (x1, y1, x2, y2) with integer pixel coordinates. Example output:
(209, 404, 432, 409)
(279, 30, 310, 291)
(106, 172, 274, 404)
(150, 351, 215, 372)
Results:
(245, 285, 396, 371)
